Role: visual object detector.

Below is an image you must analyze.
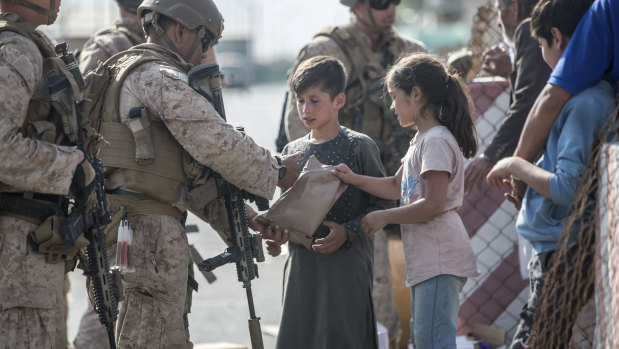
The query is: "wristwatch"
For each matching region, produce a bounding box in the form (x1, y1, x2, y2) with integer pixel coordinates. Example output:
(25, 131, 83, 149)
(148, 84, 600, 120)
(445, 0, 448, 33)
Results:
(275, 156, 287, 180)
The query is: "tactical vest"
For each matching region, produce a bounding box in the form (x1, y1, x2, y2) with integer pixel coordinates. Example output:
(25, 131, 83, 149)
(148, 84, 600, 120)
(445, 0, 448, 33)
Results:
(314, 24, 414, 174)
(0, 15, 81, 148)
(0, 15, 91, 263)
(93, 45, 196, 210)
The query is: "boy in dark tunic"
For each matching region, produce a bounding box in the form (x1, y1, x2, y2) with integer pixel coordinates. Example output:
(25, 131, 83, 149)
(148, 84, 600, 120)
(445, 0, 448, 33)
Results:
(268, 55, 392, 349)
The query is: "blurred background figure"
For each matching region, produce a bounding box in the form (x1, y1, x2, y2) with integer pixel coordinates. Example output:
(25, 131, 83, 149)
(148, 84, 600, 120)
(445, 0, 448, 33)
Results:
(79, 0, 145, 73)
(447, 48, 475, 82)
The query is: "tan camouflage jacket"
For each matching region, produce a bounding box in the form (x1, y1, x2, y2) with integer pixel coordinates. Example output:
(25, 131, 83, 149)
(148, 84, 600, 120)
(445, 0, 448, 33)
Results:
(109, 44, 280, 201)
(0, 14, 80, 195)
(284, 22, 427, 142)
(79, 16, 145, 73)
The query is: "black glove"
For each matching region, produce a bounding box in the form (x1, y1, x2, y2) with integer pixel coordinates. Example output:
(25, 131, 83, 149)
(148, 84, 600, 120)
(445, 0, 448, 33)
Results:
(71, 156, 96, 208)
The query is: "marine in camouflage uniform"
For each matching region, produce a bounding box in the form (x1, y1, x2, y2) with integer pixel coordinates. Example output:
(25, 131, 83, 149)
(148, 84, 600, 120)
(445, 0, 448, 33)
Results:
(79, 0, 145, 74)
(0, 1, 94, 348)
(94, 0, 297, 347)
(283, 1, 426, 346)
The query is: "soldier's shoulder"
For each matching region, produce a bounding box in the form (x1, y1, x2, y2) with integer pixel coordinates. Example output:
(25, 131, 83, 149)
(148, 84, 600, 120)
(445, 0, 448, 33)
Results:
(398, 35, 428, 53)
(88, 27, 134, 55)
(0, 31, 43, 88)
(303, 32, 343, 56)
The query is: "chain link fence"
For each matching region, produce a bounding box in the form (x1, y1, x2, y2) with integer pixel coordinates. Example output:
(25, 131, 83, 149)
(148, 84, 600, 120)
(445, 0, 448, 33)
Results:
(453, 1, 619, 347)
(454, 1, 528, 343)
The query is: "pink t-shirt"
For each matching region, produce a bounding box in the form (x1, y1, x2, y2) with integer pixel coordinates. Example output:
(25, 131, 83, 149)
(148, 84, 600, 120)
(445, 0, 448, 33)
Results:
(400, 126, 479, 287)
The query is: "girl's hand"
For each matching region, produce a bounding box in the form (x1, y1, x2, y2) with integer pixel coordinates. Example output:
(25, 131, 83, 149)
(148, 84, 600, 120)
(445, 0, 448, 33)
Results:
(486, 157, 514, 190)
(265, 239, 284, 257)
(312, 221, 348, 254)
(331, 164, 359, 185)
(361, 211, 387, 237)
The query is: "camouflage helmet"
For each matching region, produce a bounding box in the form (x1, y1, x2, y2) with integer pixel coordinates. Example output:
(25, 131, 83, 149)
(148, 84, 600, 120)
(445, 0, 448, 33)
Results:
(10, 0, 58, 25)
(138, 0, 224, 44)
(116, 0, 143, 14)
(340, 0, 402, 10)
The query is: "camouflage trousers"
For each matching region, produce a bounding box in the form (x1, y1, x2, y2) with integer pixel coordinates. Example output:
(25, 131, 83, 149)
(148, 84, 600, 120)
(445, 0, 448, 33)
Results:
(372, 229, 401, 349)
(116, 214, 190, 349)
(0, 216, 66, 349)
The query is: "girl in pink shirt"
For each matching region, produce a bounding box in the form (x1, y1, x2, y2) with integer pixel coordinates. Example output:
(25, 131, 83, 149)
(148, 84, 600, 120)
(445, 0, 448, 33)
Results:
(333, 52, 479, 349)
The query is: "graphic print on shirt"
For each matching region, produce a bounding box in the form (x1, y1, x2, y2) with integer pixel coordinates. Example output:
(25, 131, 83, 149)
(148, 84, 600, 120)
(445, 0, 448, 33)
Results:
(401, 175, 419, 202)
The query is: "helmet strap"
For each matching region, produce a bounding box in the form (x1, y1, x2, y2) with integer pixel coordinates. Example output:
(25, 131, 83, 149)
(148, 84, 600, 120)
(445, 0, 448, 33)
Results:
(185, 27, 206, 62)
(11, 0, 58, 25)
(352, 0, 383, 34)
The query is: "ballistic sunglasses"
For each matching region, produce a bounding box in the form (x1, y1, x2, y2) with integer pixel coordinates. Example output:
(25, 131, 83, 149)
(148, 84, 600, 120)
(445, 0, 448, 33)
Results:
(369, 0, 401, 10)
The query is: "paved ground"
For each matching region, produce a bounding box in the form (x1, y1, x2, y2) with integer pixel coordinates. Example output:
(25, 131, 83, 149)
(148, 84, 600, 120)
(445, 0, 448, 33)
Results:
(66, 83, 290, 349)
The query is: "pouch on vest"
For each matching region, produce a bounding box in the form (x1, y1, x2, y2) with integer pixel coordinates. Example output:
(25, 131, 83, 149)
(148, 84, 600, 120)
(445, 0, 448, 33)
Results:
(124, 106, 155, 164)
(30, 215, 90, 264)
(47, 69, 80, 144)
(26, 120, 59, 144)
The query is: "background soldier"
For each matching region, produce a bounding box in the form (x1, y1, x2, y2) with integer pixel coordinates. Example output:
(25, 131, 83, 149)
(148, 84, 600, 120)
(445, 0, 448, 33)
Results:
(0, 0, 96, 348)
(91, 0, 300, 347)
(282, 0, 426, 347)
(79, 0, 145, 74)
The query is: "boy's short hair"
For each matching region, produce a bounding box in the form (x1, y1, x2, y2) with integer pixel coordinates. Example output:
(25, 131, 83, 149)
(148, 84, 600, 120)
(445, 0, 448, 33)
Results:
(290, 56, 347, 99)
(530, 0, 594, 45)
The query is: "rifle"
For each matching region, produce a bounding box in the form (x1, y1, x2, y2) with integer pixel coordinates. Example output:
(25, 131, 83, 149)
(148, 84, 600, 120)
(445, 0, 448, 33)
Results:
(275, 91, 289, 153)
(54, 43, 118, 349)
(188, 63, 268, 349)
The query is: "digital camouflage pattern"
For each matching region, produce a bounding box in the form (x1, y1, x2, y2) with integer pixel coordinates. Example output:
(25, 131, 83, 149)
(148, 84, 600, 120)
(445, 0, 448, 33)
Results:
(107, 45, 280, 348)
(0, 217, 66, 349)
(283, 22, 425, 346)
(110, 50, 279, 201)
(0, 29, 80, 195)
(116, 214, 189, 348)
(0, 20, 82, 349)
(79, 17, 145, 74)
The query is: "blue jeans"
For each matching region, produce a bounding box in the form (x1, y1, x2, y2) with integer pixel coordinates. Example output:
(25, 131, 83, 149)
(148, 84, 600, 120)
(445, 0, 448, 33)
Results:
(410, 274, 466, 349)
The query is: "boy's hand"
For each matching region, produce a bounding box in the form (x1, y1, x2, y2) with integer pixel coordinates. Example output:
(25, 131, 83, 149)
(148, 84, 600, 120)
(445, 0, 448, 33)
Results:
(361, 211, 387, 237)
(265, 239, 284, 257)
(504, 177, 524, 210)
(486, 157, 514, 190)
(312, 221, 347, 254)
(331, 163, 359, 185)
